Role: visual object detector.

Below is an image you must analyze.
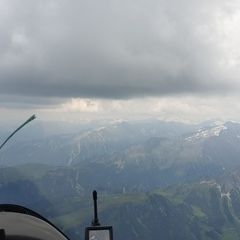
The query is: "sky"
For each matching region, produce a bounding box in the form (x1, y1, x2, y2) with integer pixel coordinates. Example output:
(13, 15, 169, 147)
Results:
(1, 0, 240, 124)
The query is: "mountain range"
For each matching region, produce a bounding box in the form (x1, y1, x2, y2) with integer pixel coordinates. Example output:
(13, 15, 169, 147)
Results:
(1, 119, 240, 239)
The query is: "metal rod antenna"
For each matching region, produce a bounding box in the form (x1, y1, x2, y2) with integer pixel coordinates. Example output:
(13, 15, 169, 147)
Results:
(0, 114, 36, 151)
(92, 190, 100, 226)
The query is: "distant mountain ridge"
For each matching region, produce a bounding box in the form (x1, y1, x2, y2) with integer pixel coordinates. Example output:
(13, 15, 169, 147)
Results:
(0, 119, 195, 166)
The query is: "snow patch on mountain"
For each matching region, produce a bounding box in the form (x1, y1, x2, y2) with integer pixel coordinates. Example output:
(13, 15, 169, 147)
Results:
(68, 141, 81, 165)
(186, 125, 227, 142)
(115, 159, 126, 170)
(216, 183, 231, 200)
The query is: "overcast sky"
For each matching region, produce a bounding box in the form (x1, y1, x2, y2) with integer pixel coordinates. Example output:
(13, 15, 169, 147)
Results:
(1, 0, 240, 124)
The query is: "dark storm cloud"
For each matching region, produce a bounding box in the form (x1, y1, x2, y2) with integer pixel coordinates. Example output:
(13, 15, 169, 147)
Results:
(0, 0, 239, 103)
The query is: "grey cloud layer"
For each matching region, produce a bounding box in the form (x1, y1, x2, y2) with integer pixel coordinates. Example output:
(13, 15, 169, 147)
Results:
(0, 0, 239, 101)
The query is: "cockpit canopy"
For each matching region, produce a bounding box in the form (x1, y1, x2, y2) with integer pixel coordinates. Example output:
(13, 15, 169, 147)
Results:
(0, 204, 69, 240)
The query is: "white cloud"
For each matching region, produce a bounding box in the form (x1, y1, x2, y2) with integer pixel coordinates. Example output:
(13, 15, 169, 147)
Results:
(61, 99, 100, 112)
